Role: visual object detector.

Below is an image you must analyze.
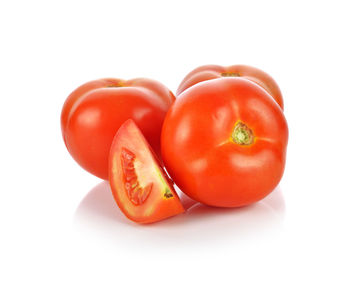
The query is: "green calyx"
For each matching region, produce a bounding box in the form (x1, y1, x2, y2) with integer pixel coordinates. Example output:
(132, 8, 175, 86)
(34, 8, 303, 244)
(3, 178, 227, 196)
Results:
(232, 121, 254, 145)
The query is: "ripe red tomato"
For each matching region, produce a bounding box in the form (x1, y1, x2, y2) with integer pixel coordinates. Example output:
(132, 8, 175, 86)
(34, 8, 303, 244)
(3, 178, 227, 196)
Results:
(161, 77, 288, 207)
(109, 119, 184, 223)
(61, 78, 175, 179)
(61, 78, 121, 132)
(177, 64, 284, 109)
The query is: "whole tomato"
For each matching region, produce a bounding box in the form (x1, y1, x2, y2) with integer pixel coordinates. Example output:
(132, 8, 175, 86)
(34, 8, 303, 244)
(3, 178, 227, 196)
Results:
(161, 77, 288, 207)
(177, 64, 284, 110)
(61, 78, 175, 179)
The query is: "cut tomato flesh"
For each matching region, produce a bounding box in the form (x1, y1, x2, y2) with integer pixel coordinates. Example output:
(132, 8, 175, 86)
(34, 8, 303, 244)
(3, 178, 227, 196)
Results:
(109, 119, 184, 224)
(121, 148, 152, 205)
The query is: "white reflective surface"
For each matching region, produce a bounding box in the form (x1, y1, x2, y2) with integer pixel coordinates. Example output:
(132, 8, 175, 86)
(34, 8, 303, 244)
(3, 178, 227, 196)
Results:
(1, 0, 350, 287)
(75, 182, 285, 246)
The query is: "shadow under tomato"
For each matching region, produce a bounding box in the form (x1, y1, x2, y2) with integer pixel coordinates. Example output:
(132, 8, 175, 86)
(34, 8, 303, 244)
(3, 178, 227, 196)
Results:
(181, 187, 285, 231)
(74, 181, 130, 225)
(74, 180, 285, 246)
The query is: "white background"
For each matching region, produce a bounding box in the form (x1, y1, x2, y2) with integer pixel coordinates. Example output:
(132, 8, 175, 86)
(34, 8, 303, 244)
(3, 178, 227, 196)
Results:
(1, 0, 349, 287)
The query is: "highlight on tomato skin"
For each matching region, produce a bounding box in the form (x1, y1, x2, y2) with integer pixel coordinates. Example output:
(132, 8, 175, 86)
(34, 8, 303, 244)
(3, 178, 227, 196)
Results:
(162, 77, 288, 208)
(61, 77, 175, 180)
(176, 64, 284, 110)
(61, 78, 122, 136)
(109, 119, 184, 224)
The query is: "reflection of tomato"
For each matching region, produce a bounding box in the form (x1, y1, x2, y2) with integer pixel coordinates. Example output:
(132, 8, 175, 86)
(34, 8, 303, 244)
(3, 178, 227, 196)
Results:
(162, 77, 288, 207)
(109, 119, 184, 223)
(177, 64, 284, 109)
(61, 78, 175, 179)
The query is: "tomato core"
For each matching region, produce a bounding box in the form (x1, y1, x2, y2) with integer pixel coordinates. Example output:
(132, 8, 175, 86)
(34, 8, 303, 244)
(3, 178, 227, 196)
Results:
(232, 121, 254, 145)
(121, 148, 152, 205)
(221, 72, 241, 77)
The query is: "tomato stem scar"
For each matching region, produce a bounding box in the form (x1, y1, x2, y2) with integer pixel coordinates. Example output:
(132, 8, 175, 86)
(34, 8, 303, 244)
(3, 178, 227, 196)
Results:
(232, 121, 254, 145)
(221, 72, 241, 77)
(164, 187, 173, 199)
(106, 80, 125, 88)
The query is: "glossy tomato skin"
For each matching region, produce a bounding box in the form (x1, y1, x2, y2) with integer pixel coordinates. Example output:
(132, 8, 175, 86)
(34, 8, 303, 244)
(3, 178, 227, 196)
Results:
(61, 78, 122, 136)
(177, 64, 284, 110)
(62, 78, 175, 179)
(162, 78, 288, 207)
(109, 119, 184, 224)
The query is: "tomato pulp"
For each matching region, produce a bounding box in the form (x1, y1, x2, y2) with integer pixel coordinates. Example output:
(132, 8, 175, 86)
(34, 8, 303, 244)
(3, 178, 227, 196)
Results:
(109, 119, 184, 223)
(177, 64, 284, 109)
(61, 78, 175, 179)
(162, 77, 288, 207)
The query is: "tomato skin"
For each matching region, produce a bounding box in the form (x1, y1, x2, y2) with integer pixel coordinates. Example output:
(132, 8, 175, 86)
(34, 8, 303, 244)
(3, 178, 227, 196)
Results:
(62, 78, 175, 180)
(162, 77, 288, 207)
(109, 119, 184, 224)
(177, 64, 284, 110)
(61, 78, 122, 136)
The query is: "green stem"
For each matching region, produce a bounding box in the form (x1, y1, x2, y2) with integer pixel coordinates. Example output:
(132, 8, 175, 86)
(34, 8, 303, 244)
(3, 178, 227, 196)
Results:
(232, 121, 254, 145)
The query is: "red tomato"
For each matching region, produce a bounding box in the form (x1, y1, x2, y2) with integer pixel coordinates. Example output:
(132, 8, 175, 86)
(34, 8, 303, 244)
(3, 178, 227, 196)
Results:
(161, 78, 288, 207)
(177, 64, 284, 110)
(61, 78, 175, 179)
(61, 78, 121, 132)
(109, 119, 184, 223)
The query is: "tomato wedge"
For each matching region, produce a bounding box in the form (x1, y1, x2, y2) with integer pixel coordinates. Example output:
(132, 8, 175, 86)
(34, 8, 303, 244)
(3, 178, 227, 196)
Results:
(109, 119, 184, 223)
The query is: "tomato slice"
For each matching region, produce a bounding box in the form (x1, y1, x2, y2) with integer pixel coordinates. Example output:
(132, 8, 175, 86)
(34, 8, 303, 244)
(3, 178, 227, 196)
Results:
(109, 119, 184, 224)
